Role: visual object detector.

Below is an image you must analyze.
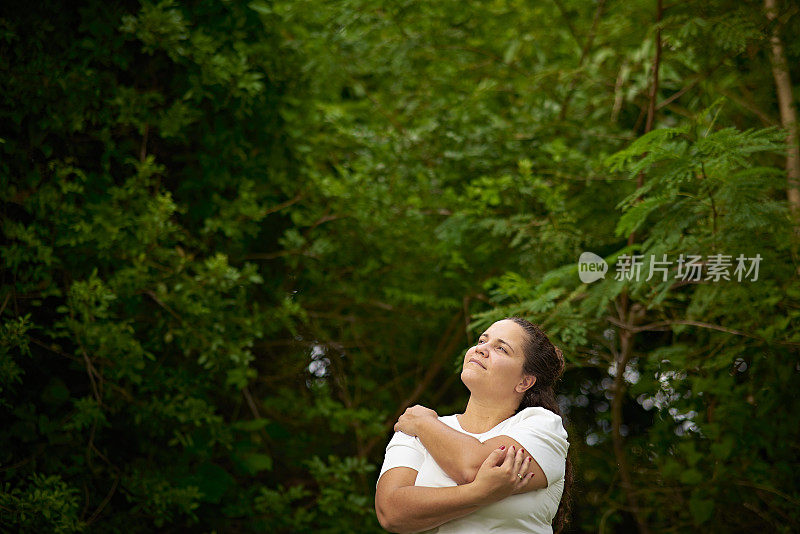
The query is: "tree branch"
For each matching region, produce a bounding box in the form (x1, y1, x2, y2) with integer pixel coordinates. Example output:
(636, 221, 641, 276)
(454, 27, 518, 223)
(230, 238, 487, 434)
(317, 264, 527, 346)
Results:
(559, 0, 607, 120)
(606, 316, 800, 346)
(364, 309, 466, 457)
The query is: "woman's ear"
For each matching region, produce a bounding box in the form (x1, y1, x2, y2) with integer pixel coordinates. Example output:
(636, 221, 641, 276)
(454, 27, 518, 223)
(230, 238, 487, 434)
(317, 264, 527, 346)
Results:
(516, 375, 536, 394)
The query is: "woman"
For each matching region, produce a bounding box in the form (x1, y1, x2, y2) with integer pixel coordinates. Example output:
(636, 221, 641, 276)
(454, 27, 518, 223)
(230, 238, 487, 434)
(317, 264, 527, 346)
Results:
(375, 317, 573, 533)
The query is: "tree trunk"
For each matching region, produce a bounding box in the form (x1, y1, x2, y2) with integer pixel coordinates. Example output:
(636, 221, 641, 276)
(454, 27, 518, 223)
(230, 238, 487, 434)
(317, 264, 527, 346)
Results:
(609, 1, 663, 532)
(612, 328, 650, 534)
(765, 0, 800, 217)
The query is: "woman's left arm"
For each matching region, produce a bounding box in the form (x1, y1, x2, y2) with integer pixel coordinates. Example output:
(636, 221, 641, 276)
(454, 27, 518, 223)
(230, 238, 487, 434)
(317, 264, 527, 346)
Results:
(395, 406, 546, 490)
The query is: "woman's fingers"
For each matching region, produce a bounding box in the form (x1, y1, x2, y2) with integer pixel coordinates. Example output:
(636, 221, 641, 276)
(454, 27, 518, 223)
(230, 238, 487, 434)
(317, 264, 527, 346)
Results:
(520, 454, 532, 475)
(482, 446, 507, 469)
(516, 454, 532, 486)
(512, 446, 525, 475)
(501, 446, 516, 469)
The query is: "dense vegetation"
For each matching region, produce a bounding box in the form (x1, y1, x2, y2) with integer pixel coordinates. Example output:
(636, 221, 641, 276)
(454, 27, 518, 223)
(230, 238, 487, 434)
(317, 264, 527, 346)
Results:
(2, 0, 799, 532)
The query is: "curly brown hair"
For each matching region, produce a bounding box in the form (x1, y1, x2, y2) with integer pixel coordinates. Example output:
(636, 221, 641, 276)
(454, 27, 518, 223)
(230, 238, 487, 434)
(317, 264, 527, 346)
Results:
(507, 316, 574, 534)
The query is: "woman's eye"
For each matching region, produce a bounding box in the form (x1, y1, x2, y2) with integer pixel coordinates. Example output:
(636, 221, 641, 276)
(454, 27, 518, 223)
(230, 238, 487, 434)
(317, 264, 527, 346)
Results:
(499, 346, 507, 353)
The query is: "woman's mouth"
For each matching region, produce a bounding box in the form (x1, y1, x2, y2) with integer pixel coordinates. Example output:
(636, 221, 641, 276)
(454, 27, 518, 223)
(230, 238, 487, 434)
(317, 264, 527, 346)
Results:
(468, 358, 486, 369)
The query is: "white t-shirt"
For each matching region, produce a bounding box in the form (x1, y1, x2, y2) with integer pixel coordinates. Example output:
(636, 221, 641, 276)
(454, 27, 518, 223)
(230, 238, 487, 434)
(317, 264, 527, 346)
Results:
(377, 406, 569, 534)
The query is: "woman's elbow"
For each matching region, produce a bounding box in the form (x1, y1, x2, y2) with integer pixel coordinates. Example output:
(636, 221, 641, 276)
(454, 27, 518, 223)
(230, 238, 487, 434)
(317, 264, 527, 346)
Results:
(376, 511, 396, 532)
(375, 496, 403, 533)
(376, 502, 424, 533)
(376, 512, 409, 533)
(455, 464, 480, 485)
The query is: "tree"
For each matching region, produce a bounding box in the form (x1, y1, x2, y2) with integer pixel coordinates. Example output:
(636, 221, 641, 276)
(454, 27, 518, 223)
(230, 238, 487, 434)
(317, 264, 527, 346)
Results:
(2, 0, 799, 532)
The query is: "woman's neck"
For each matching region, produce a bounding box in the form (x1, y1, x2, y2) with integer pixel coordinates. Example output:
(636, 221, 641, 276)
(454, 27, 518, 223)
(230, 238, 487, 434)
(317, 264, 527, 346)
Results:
(457, 395, 518, 434)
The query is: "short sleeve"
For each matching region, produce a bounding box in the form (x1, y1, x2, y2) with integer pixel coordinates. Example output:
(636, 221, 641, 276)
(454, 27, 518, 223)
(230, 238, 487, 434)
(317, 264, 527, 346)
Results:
(377, 431, 426, 483)
(503, 407, 569, 486)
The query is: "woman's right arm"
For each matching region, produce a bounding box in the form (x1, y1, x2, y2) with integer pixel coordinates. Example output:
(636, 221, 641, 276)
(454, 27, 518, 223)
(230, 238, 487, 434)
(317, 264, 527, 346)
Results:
(375, 446, 529, 533)
(375, 467, 481, 533)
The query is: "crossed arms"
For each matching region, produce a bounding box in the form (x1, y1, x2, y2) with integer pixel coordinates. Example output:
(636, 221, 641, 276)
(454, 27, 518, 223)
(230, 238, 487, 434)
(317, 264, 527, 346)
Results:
(374, 409, 549, 533)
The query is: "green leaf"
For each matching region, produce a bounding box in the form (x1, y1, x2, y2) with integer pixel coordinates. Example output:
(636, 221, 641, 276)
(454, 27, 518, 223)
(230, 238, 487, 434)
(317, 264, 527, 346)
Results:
(248, 1, 272, 15)
(238, 453, 273, 474)
(232, 418, 271, 432)
(679, 469, 704, 485)
(689, 495, 714, 524)
(710, 435, 734, 460)
(183, 463, 235, 504)
(614, 195, 671, 237)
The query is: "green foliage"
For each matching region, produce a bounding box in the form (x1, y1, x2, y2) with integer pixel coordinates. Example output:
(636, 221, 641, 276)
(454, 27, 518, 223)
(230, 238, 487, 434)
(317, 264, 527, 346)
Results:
(0, 316, 32, 403)
(2, 0, 800, 532)
(0, 474, 86, 533)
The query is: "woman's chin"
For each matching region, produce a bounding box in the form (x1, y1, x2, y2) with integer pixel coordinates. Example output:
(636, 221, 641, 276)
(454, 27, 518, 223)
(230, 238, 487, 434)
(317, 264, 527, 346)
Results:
(460, 369, 480, 388)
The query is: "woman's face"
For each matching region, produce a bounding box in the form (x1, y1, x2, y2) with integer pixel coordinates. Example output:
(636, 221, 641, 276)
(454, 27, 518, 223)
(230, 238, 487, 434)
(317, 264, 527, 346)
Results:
(461, 319, 534, 397)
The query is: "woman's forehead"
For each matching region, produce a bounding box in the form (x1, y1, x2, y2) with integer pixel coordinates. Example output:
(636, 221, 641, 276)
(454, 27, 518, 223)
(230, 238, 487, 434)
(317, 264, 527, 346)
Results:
(484, 320, 526, 343)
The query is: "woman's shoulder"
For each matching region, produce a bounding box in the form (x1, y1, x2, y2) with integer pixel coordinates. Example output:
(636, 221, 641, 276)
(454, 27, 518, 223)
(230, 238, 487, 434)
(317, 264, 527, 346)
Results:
(437, 413, 461, 430)
(511, 406, 566, 431)
(516, 405, 561, 419)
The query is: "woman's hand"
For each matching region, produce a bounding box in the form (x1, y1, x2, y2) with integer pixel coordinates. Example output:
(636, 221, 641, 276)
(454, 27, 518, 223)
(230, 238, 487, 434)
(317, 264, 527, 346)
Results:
(394, 405, 439, 437)
(469, 446, 534, 503)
